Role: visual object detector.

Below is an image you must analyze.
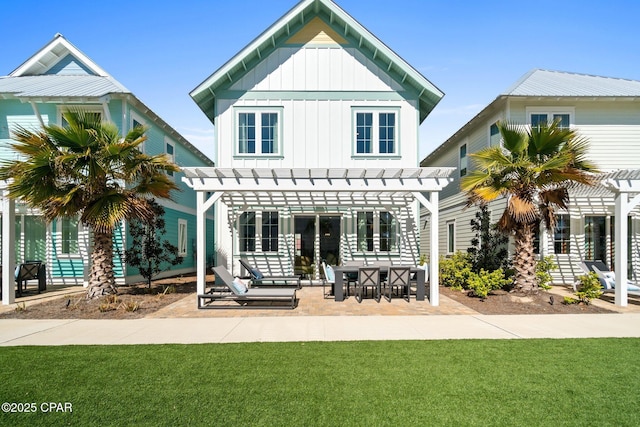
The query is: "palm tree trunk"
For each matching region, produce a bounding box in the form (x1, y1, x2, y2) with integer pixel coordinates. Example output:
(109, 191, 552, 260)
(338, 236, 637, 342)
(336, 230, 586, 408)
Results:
(513, 223, 538, 292)
(87, 229, 118, 299)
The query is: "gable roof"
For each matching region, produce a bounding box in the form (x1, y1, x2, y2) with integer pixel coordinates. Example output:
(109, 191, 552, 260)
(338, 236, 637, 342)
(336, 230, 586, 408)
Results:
(1, 34, 214, 167)
(421, 69, 640, 165)
(190, 0, 443, 124)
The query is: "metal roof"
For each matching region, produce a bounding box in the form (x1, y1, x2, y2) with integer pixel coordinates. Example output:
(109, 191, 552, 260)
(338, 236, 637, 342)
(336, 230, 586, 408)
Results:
(0, 75, 129, 98)
(504, 69, 640, 97)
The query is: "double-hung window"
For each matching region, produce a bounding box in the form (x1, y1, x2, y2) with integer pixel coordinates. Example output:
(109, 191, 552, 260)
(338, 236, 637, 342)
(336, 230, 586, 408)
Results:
(353, 109, 399, 156)
(236, 108, 282, 156)
(239, 211, 279, 253)
(357, 211, 398, 252)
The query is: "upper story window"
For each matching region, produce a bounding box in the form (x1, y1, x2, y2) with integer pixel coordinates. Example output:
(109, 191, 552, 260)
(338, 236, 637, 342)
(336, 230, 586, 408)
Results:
(353, 109, 399, 156)
(489, 122, 501, 147)
(165, 138, 175, 177)
(59, 107, 101, 128)
(459, 144, 468, 177)
(526, 108, 573, 130)
(236, 108, 282, 157)
(131, 113, 147, 153)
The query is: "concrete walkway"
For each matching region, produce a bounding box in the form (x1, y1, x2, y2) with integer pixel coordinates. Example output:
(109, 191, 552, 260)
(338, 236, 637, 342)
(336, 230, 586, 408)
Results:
(2, 313, 640, 346)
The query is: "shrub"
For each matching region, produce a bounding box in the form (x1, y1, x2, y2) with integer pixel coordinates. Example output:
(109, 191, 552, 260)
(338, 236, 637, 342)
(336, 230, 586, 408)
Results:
(467, 204, 511, 273)
(574, 272, 603, 304)
(439, 252, 473, 290)
(120, 301, 140, 312)
(467, 268, 511, 299)
(563, 296, 578, 305)
(535, 256, 558, 290)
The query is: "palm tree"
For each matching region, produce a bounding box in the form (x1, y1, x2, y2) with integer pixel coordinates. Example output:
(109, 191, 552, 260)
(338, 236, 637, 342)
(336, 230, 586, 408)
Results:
(0, 110, 179, 298)
(460, 120, 599, 292)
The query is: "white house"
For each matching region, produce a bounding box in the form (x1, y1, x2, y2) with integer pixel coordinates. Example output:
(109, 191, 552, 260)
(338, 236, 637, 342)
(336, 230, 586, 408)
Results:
(183, 0, 455, 304)
(420, 69, 640, 306)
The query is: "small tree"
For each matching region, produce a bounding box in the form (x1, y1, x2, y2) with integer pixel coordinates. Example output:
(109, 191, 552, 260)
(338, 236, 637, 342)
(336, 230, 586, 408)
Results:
(124, 199, 183, 288)
(467, 203, 511, 273)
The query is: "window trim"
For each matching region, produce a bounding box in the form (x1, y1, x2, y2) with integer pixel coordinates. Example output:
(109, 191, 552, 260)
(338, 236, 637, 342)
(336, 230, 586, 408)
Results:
(238, 211, 280, 254)
(57, 105, 103, 128)
(178, 219, 188, 257)
(458, 143, 468, 178)
(447, 221, 456, 255)
(356, 211, 399, 254)
(165, 137, 175, 177)
(351, 107, 401, 158)
(525, 107, 575, 130)
(55, 216, 82, 258)
(553, 214, 571, 255)
(233, 107, 284, 158)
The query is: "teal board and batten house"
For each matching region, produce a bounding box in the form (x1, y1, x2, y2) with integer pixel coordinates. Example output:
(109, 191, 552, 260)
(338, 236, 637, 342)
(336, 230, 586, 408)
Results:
(0, 34, 215, 301)
(184, 0, 455, 304)
(420, 69, 640, 306)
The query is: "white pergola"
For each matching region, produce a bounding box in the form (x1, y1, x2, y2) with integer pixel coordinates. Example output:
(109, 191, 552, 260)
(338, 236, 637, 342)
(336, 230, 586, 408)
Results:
(182, 167, 455, 306)
(601, 169, 640, 307)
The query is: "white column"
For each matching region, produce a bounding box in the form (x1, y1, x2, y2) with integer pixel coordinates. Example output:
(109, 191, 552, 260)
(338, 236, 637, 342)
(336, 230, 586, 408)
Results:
(429, 191, 439, 306)
(614, 193, 629, 307)
(413, 191, 440, 306)
(2, 189, 16, 305)
(196, 192, 222, 297)
(196, 191, 207, 296)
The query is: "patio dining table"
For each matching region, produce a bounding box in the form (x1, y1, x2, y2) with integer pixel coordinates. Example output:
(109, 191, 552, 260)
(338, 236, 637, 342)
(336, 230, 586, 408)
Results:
(333, 265, 426, 302)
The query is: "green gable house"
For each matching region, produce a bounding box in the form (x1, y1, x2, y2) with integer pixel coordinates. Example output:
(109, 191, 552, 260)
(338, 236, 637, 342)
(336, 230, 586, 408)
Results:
(0, 34, 215, 303)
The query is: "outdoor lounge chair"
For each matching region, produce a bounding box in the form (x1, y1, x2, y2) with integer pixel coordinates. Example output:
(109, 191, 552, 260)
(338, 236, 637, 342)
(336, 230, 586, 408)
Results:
(577, 261, 640, 295)
(239, 259, 301, 289)
(198, 266, 297, 309)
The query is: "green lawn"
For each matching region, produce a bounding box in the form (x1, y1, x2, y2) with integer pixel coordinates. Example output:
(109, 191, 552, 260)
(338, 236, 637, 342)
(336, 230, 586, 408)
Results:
(1, 339, 639, 426)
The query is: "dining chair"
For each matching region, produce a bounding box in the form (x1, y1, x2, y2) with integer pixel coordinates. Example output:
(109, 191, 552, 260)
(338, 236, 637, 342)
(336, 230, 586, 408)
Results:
(385, 266, 411, 302)
(355, 267, 381, 303)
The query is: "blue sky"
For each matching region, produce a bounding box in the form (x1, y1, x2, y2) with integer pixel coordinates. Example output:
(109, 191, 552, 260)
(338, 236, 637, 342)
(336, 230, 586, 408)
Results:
(3, 0, 639, 162)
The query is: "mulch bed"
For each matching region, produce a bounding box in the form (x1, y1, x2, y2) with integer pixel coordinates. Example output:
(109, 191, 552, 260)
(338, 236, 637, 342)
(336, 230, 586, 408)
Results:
(440, 286, 615, 314)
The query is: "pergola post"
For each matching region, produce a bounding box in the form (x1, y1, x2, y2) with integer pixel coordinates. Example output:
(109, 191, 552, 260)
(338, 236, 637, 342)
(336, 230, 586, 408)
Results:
(2, 187, 16, 305)
(196, 191, 221, 297)
(413, 191, 440, 306)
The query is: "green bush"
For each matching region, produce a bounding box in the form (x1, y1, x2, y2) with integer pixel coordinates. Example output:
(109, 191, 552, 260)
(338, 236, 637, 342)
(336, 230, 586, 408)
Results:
(439, 252, 473, 290)
(467, 268, 511, 299)
(574, 272, 603, 304)
(535, 256, 558, 290)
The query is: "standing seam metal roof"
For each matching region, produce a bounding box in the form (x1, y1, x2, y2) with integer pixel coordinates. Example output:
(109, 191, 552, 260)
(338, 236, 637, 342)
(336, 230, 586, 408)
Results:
(504, 69, 640, 97)
(0, 75, 129, 98)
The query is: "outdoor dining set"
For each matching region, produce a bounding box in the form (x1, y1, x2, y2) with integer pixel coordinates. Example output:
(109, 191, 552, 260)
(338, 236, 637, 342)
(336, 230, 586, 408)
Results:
(198, 259, 428, 309)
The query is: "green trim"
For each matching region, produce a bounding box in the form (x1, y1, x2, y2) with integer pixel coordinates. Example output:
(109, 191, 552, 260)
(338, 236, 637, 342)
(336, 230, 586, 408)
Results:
(219, 90, 414, 102)
(351, 106, 402, 157)
(233, 106, 284, 157)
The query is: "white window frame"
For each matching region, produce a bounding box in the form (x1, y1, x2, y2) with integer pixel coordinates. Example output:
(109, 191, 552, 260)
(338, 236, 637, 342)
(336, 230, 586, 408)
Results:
(352, 108, 400, 157)
(56, 216, 82, 258)
(525, 107, 575, 130)
(447, 220, 456, 255)
(234, 107, 283, 157)
(178, 219, 188, 257)
(131, 111, 147, 154)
